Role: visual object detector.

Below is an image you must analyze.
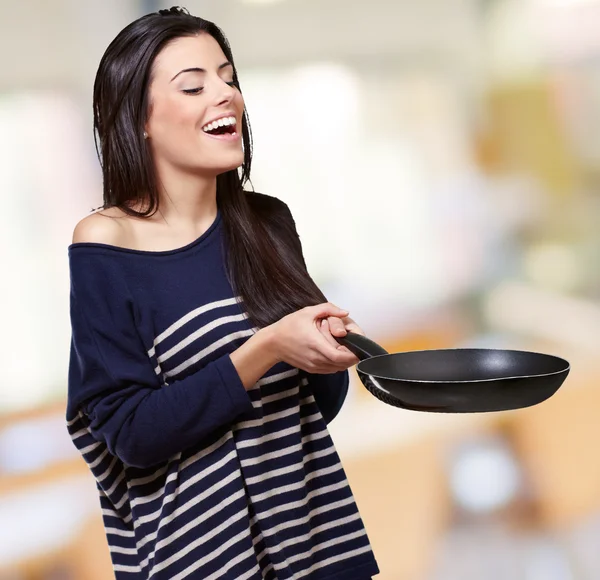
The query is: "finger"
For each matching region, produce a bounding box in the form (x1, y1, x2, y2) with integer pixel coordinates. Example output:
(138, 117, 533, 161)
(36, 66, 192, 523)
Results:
(324, 321, 359, 362)
(326, 316, 348, 337)
(341, 316, 366, 337)
(309, 302, 349, 320)
(320, 319, 350, 352)
(322, 320, 360, 359)
(345, 324, 366, 336)
(318, 319, 344, 350)
(313, 326, 357, 365)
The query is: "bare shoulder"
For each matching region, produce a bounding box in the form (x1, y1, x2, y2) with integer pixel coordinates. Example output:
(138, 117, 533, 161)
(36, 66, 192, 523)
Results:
(71, 207, 128, 245)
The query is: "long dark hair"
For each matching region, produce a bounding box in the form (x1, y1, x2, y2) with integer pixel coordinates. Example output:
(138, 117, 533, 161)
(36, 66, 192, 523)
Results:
(92, 6, 328, 329)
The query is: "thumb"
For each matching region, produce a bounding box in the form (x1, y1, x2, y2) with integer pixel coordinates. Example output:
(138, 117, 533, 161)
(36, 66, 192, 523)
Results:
(311, 302, 349, 319)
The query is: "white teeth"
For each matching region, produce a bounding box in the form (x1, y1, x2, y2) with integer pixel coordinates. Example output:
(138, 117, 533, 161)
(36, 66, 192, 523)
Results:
(202, 116, 236, 132)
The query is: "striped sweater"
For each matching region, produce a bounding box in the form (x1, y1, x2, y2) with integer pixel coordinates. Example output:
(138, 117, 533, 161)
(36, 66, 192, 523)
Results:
(66, 192, 379, 579)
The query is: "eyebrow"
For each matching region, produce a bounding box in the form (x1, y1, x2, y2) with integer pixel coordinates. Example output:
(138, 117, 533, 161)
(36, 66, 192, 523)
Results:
(170, 61, 232, 82)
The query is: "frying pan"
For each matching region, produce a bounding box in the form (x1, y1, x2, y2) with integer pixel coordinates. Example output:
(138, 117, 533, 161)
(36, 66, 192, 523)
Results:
(335, 332, 570, 413)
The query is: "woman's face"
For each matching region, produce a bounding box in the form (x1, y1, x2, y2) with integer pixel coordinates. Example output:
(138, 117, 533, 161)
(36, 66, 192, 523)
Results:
(145, 33, 245, 176)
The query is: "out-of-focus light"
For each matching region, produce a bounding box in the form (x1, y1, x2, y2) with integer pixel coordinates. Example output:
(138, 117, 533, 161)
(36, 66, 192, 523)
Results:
(483, 280, 600, 352)
(0, 476, 98, 565)
(449, 439, 522, 514)
(523, 242, 582, 293)
(286, 62, 359, 148)
(524, 539, 576, 580)
(0, 414, 77, 475)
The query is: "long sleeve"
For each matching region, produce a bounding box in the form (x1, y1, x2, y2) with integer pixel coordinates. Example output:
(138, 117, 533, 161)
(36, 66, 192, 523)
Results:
(277, 200, 350, 424)
(67, 251, 255, 469)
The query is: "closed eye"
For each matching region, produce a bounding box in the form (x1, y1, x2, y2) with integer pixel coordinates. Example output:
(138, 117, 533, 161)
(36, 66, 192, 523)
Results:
(182, 81, 237, 95)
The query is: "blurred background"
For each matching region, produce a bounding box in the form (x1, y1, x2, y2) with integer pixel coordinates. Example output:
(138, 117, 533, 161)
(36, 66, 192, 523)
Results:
(1, 0, 599, 578)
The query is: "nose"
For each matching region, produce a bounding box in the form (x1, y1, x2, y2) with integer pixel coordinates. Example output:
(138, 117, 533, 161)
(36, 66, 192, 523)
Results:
(213, 77, 236, 105)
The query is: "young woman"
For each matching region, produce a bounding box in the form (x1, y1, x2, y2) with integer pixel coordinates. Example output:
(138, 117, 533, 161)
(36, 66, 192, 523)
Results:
(66, 6, 379, 579)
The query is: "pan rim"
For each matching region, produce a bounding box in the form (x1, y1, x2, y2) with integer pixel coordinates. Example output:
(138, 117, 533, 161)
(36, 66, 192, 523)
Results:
(356, 347, 570, 384)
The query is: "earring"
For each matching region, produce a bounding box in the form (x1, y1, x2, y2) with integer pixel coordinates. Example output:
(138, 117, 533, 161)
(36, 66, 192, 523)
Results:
(143, 131, 148, 139)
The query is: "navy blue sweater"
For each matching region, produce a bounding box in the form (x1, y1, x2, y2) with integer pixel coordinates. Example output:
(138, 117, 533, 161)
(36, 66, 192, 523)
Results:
(66, 192, 379, 579)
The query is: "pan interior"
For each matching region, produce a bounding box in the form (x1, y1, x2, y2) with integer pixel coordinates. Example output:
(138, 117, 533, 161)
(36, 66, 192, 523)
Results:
(358, 349, 569, 383)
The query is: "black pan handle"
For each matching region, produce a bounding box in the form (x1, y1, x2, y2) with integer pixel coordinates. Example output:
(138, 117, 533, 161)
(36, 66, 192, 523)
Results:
(334, 331, 389, 360)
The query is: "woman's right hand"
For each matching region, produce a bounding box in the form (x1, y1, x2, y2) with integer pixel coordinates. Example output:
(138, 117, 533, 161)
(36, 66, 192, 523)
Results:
(267, 302, 360, 374)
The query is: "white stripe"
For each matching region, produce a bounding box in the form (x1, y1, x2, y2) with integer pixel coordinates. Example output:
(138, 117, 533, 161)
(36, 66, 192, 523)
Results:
(164, 328, 254, 378)
(253, 385, 299, 408)
(253, 368, 298, 394)
(258, 367, 299, 386)
(241, 441, 301, 468)
(148, 296, 243, 357)
(236, 418, 304, 449)
(113, 563, 141, 573)
(243, 371, 301, 411)
(70, 427, 88, 440)
(106, 526, 135, 538)
(245, 446, 336, 486)
(252, 462, 344, 504)
(66, 411, 84, 426)
(294, 544, 373, 579)
(240, 427, 329, 468)
(157, 313, 249, 365)
(112, 487, 130, 511)
(300, 412, 321, 425)
(144, 491, 247, 573)
(99, 481, 130, 515)
(97, 456, 118, 484)
(89, 447, 110, 469)
(235, 401, 303, 430)
(105, 470, 126, 496)
(110, 544, 138, 556)
(244, 419, 303, 447)
(103, 508, 132, 524)
(128, 461, 173, 488)
(79, 441, 102, 455)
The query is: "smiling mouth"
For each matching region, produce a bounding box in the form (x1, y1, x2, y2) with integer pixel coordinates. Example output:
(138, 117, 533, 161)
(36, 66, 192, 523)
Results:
(202, 115, 238, 137)
(202, 128, 240, 142)
(205, 123, 236, 136)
